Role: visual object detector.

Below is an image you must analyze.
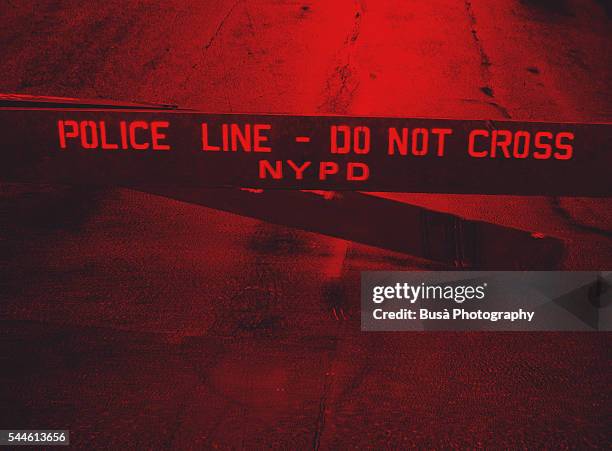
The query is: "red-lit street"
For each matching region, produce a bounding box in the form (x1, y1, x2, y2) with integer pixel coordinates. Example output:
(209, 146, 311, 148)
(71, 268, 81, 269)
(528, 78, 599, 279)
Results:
(1, 1, 610, 448)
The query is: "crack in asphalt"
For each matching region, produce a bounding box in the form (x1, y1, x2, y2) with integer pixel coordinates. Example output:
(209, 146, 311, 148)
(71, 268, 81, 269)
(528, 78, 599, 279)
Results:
(550, 197, 612, 239)
(312, 3, 364, 446)
(463, 0, 512, 119)
(464, 0, 491, 72)
(319, 0, 364, 114)
(204, 0, 244, 50)
(312, 372, 332, 450)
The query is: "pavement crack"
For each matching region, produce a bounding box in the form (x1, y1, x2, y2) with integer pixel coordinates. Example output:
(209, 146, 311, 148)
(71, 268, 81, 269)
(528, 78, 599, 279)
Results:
(464, 0, 491, 72)
(346, 1, 363, 45)
(312, 370, 333, 450)
(460, 98, 512, 118)
(550, 197, 612, 239)
(463, 0, 512, 118)
(204, 0, 243, 50)
(319, 0, 364, 114)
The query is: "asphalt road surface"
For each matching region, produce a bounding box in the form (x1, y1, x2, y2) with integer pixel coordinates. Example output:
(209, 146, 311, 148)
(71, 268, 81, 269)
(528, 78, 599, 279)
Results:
(1, 1, 611, 448)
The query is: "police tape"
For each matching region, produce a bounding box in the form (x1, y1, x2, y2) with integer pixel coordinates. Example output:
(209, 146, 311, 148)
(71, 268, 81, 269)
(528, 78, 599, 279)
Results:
(0, 106, 610, 196)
